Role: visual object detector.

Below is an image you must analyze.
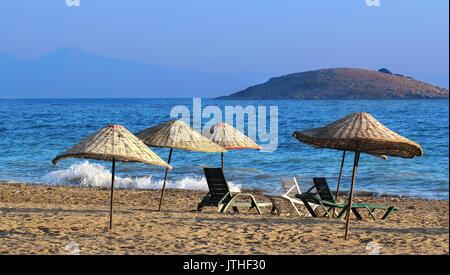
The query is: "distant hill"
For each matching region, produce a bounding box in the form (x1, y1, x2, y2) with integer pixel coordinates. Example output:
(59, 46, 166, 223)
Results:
(0, 47, 265, 98)
(216, 68, 449, 100)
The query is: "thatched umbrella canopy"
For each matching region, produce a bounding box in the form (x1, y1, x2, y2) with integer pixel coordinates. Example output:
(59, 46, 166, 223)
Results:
(293, 112, 423, 240)
(293, 112, 422, 158)
(135, 120, 226, 211)
(203, 122, 262, 169)
(52, 124, 171, 229)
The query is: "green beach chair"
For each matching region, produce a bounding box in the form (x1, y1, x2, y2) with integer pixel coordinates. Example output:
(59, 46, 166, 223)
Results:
(197, 168, 272, 214)
(295, 177, 399, 220)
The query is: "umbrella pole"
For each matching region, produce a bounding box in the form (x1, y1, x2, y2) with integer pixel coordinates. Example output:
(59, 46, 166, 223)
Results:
(221, 152, 224, 170)
(344, 149, 360, 240)
(158, 148, 173, 211)
(336, 150, 346, 199)
(109, 158, 116, 229)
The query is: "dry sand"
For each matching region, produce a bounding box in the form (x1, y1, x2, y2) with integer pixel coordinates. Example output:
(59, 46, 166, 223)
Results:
(0, 182, 448, 255)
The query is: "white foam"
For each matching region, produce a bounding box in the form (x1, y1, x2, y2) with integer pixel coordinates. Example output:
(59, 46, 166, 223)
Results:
(41, 161, 241, 192)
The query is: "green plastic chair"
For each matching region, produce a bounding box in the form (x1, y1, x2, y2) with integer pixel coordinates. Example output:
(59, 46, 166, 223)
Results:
(197, 168, 272, 214)
(295, 177, 399, 220)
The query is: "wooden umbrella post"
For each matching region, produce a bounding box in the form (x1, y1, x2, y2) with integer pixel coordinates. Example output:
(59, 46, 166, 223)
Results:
(221, 152, 224, 170)
(109, 158, 116, 229)
(344, 149, 360, 240)
(158, 148, 173, 211)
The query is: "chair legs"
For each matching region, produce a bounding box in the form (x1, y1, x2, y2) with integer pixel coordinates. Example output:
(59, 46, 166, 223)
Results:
(336, 206, 397, 221)
(301, 200, 319, 217)
(381, 207, 397, 220)
(269, 198, 281, 215)
(266, 197, 315, 217)
(289, 200, 302, 216)
(336, 206, 362, 220)
(221, 194, 263, 214)
(297, 201, 398, 221)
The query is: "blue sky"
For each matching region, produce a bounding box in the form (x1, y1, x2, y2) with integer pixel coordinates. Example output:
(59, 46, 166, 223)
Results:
(1, 0, 448, 89)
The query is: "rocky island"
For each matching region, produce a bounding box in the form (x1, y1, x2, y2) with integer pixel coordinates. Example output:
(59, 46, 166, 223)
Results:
(216, 68, 449, 100)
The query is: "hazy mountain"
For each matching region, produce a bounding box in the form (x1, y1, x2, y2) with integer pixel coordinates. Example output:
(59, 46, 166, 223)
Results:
(0, 47, 266, 98)
(216, 68, 449, 100)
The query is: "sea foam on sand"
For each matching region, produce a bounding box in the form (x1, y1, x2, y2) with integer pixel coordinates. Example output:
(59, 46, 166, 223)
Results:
(41, 161, 241, 192)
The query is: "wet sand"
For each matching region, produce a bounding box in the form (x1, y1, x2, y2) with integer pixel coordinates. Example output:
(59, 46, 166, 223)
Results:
(0, 182, 448, 255)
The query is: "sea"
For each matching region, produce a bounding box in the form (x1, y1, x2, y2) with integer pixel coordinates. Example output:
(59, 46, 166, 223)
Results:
(0, 98, 448, 200)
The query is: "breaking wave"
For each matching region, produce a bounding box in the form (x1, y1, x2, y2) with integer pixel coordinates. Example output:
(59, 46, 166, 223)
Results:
(41, 161, 241, 192)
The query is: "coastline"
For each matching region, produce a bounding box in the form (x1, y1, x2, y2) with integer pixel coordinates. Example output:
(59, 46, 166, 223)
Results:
(0, 182, 448, 255)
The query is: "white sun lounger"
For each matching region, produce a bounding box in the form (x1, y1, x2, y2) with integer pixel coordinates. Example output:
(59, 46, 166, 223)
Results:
(264, 177, 318, 217)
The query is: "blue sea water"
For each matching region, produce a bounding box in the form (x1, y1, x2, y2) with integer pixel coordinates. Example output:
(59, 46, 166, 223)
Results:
(0, 98, 448, 199)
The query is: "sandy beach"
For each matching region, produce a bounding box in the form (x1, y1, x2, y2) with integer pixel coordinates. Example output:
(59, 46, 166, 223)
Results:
(0, 182, 448, 255)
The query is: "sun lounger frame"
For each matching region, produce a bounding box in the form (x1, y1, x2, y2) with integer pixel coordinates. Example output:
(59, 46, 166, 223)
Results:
(197, 168, 272, 214)
(264, 177, 319, 216)
(295, 177, 399, 220)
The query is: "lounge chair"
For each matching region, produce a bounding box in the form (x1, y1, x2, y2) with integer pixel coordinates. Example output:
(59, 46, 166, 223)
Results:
(264, 177, 318, 216)
(295, 177, 399, 220)
(197, 168, 272, 214)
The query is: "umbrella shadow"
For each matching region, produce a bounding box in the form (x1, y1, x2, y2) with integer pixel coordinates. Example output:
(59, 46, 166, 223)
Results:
(154, 208, 346, 226)
(0, 206, 133, 215)
(356, 226, 449, 236)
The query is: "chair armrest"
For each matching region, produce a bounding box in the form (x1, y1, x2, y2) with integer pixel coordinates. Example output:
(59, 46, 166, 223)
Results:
(264, 192, 283, 197)
(305, 185, 316, 193)
(295, 192, 320, 201)
(272, 186, 284, 193)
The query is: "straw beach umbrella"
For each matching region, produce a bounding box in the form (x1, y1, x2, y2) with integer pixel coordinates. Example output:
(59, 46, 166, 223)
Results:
(135, 120, 226, 211)
(292, 112, 423, 240)
(203, 122, 262, 169)
(52, 124, 171, 229)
